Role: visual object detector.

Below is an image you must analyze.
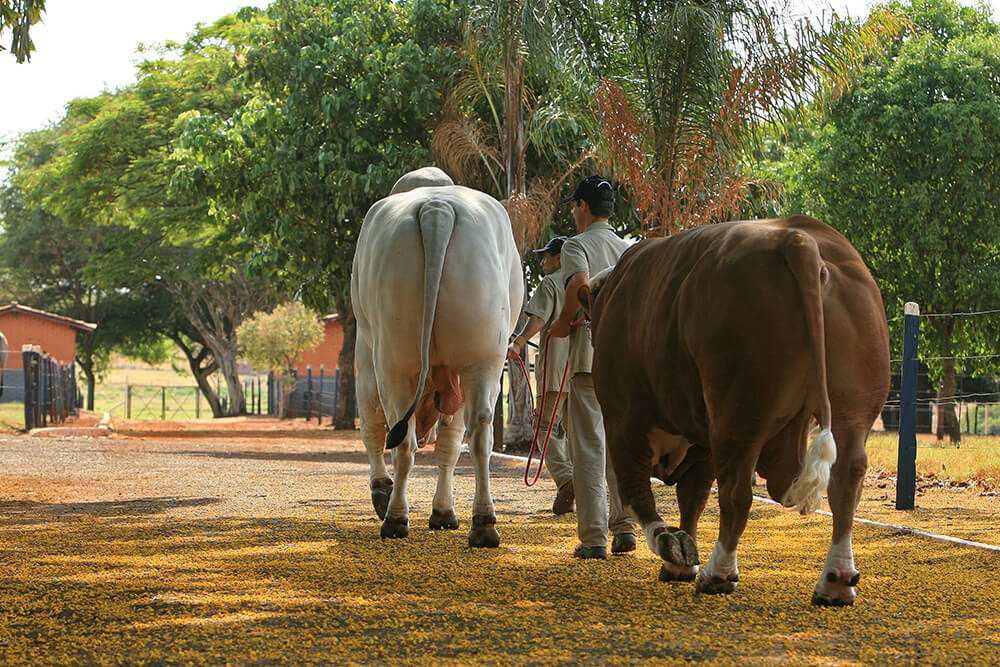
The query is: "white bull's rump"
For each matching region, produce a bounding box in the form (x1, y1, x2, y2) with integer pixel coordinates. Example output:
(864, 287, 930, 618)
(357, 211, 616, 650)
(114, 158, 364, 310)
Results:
(351, 173, 523, 547)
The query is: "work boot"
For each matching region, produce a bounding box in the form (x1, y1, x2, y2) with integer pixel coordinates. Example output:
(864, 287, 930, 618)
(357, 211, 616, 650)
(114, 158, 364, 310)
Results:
(573, 544, 607, 560)
(552, 480, 575, 515)
(611, 532, 637, 554)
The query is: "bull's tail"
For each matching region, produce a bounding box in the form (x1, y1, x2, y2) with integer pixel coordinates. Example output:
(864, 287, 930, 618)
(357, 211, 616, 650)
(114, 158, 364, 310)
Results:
(779, 229, 836, 515)
(385, 199, 455, 449)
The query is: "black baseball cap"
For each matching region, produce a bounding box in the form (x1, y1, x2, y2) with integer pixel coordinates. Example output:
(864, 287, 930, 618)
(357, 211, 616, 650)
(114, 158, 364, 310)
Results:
(561, 175, 615, 204)
(532, 236, 567, 255)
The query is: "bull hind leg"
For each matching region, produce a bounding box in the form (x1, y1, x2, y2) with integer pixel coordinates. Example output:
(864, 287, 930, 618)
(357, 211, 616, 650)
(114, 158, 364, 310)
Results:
(661, 455, 713, 583)
(607, 422, 698, 581)
(429, 412, 464, 530)
(357, 336, 392, 520)
(377, 381, 420, 539)
(461, 366, 502, 548)
(812, 422, 868, 606)
(697, 440, 757, 595)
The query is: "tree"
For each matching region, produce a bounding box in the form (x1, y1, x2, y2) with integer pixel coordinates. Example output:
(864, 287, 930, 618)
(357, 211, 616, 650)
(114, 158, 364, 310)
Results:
(791, 0, 1000, 443)
(582, 0, 905, 236)
(0, 124, 164, 408)
(11, 14, 275, 416)
(237, 301, 324, 418)
(1, 0, 44, 62)
(436, 0, 595, 444)
(179, 0, 463, 428)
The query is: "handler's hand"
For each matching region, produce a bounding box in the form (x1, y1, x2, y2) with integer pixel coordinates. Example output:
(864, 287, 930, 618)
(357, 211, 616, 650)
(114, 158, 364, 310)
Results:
(506, 343, 520, 360)
(549, 320, 570, 338)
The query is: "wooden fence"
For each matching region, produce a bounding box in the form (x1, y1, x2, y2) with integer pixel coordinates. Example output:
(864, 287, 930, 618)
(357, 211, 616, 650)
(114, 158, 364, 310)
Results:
(22, 345, 78, 431)
(269, 367, 344, 422)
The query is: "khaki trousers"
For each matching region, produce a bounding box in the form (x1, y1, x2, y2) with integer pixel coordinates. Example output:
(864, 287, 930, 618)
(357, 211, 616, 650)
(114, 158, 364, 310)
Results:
(536, 391, 572, 488)
(566, 373, 636, 547)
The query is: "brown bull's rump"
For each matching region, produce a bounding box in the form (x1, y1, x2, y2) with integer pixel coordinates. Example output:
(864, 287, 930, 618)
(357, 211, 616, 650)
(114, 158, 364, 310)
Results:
(590, 215, 890, 603)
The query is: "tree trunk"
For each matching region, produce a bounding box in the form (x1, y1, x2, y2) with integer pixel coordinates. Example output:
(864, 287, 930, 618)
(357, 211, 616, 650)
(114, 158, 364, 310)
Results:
(332, 298, 357, 430)
(170, 334, 223, 418)
(216, 346, 247, 416)
(76, 332, 97, 411)
(83, 365, 96, 412)
(276, 373, 292, 419)
(936, 356, 961, 445)
(193, 369, 224, 418)
(164, 265, 271, 419)
(501, 50, 533, 448)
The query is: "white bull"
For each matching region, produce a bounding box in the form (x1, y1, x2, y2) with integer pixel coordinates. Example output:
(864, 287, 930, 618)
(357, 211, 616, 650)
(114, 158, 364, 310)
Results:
(351, 167, 523, 547)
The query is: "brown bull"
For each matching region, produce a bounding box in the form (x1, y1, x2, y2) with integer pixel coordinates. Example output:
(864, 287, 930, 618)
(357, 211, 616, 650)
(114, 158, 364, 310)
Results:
(586, 216, 889, 605)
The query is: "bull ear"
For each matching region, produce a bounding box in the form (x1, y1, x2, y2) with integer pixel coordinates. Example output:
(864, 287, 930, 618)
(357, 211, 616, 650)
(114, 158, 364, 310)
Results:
(578, 284, 593, 320)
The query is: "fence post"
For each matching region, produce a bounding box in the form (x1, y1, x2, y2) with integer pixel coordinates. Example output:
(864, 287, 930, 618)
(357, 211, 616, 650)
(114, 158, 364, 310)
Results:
(22, 346, 34, 430)
(40, 354, 48, 427)
(332, 369, 339, 422)
(127, 385, 132, 419)
(307, 366, 313, 422)
(319, 366, 325, 424)
(896, 302, 920, 510)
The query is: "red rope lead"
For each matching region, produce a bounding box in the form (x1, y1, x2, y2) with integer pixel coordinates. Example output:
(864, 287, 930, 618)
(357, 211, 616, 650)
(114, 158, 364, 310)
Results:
(511, 318, 584, 487)
(523, 337, 570, 486)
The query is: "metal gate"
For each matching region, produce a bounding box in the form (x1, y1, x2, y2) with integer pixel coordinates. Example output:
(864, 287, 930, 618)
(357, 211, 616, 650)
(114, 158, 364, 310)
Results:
(22, 345, 78, 430)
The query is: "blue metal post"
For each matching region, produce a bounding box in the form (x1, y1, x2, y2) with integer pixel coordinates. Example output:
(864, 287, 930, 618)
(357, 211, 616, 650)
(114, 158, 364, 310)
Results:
(896, 302, 920, 510)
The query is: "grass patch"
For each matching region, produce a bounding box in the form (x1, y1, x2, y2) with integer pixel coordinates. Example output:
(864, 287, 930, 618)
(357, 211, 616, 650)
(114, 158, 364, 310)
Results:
(866, 432, 1000, 483)
(0, 401, 24, 431)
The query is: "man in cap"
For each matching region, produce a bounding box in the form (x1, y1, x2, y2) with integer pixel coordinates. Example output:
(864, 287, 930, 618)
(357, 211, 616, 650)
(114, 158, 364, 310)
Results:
(549, 175, 638, 559)
(507, 236, 575, 515)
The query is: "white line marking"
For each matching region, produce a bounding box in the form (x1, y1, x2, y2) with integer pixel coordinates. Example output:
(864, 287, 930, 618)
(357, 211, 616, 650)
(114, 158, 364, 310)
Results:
(487, 449, 1000, 553)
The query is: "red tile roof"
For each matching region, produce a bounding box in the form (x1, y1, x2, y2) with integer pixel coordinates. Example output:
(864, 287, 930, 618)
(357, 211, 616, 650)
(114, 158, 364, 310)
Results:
(0, 302, 97, 333)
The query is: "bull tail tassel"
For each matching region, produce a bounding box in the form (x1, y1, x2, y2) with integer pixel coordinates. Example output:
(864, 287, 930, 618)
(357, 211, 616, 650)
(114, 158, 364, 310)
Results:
(781, 428, 836, 515)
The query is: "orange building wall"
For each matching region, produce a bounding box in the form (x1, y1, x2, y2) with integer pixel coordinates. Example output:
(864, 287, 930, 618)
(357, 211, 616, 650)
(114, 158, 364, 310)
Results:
(0, 312, 78, 370)
(293, 319, 344, 376)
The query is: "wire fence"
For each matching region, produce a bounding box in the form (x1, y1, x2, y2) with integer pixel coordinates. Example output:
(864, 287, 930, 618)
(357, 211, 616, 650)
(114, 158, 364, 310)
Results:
(893, 302, 1000, 509)
(883, 304, 1000, 438)
(98, 376, 270, 421)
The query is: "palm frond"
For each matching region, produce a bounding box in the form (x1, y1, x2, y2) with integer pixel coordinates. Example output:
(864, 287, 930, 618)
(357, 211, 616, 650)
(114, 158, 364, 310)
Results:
(430, 108, 503, 194)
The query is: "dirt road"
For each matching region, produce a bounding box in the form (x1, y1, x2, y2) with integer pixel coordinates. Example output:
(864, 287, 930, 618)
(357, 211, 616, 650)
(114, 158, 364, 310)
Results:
(1, 417, 998, 664)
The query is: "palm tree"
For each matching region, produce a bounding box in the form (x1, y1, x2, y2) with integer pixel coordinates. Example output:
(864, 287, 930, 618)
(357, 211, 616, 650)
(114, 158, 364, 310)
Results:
(433, 0, 594, 445)
(588, 0, 907, 235)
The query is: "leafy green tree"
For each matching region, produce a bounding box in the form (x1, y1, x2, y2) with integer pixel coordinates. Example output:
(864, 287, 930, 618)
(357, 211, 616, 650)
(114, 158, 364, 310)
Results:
(4, 13, 274, 416)
(237, 301, 324, 418)
(1, 0, 44, 62)
(0, 123, 164, 408)
(792, 0, 1000, 442)
(179, 0, 463, 428)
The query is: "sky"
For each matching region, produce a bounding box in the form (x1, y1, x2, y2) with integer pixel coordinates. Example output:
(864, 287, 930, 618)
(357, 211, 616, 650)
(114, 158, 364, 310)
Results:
(1, 0, 999, 151)
(0, 0, 268, 148)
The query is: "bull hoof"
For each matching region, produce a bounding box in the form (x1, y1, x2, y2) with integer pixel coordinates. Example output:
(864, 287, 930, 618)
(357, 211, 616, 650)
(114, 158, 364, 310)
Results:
(812, 591, 855, 607)
(429, 509, 459, 530)
(371, 477, 393, 520)
(813, 568, 859, 606)
(655, 527, 699, 567)
(380, 514, 409, 539)
(468, 513, 500, 548)
(659, 563, 698, 582)
(696, 571, 739, 595)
